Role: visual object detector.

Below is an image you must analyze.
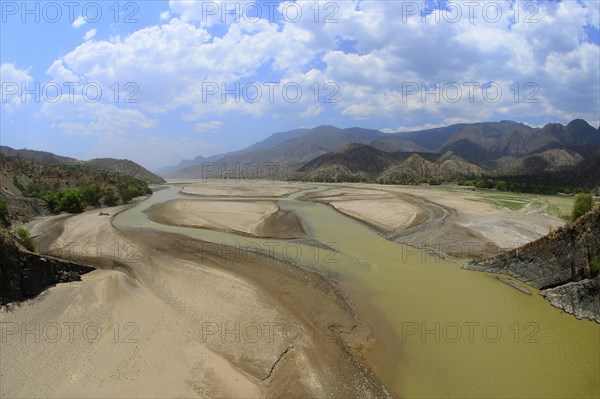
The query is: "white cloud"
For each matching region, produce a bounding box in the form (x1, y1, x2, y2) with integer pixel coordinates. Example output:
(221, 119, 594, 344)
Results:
(83, 29, 97, 41)
(194, 120, 223, 132)
(0, 63, 33, 112)
(44, 0, 599, 128)
(160, 11, 170, 20)
(41, 96, 156, 136)
(46, 60, 79, 81)
(72, 16, 86, 28)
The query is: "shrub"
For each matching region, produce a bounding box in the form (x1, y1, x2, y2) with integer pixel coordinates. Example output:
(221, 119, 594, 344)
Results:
(571, 193, 593, 221)
(16, 227, 35, 251)
(495, 180, 508, 191)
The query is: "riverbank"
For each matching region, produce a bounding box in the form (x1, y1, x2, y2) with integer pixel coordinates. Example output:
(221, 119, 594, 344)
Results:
(302, 183, 565, 259)
(0, 202, 390, 397)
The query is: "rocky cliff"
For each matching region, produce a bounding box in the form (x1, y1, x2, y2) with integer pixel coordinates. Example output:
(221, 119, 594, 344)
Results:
(464, 206, 600, 322)
(0, 230, 94, 305)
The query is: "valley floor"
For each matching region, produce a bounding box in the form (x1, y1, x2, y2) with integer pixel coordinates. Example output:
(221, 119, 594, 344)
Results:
(1, 200, 387, 397)
(301, 183, 568, 259)
(0, 181, 589, 398)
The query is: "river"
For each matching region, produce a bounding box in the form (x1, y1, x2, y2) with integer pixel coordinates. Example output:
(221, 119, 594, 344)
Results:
(113, 184, 600, 398)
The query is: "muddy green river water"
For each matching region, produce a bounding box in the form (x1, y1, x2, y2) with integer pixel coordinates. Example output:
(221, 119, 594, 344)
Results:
(113, 185, 600, 398)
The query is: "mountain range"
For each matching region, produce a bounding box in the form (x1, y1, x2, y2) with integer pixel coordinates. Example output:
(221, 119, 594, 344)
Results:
(163, 120, 600, 185)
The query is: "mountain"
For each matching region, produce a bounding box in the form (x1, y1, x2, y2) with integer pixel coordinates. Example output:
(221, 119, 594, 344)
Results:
(496, 148, 585, 175)
(394, 123, 469, 150)
(0, 146, 77, 164)
(165, 125, 391, 178)
(295, 144, 484, 183)
(0, 148, 165, 222)
(378, 151, 484, 183)
(159, 128, 310, 174)
(298, 143, 399, 175)
(164, 120, 599, 187)
(86, 158, 164, 184)
(438, 120, 599, 167)
(369, 139, 426, 153)
(0, 146, 164, 184)
(465, 206, 600, 322)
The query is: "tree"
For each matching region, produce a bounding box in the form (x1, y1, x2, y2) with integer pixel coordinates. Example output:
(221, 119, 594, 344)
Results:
(58, 190, 84, 213)
(80, 184, 102, 206)
(102, 188, 118, 206)
(571, 193, 593, 221)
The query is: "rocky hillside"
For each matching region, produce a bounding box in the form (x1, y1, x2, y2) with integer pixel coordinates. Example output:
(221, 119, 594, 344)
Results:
(0, 146, 165, 184)
(298, 143, 399, 175)
(294, 144, 485, 183)
(464, 206, 600, 322)
(0, 154, 152, 222)
(0, 145, 77, 164)
(0, 229, 94, 304)
(86, 158, 164, 184)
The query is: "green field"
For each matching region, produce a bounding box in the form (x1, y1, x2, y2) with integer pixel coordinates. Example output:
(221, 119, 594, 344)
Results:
(467, 190, 580, 220)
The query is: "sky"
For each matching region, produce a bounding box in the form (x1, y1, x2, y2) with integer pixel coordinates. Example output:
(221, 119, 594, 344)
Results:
(1, 0, 599, 171)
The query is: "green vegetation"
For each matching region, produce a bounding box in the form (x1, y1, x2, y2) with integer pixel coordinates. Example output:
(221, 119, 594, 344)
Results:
(80, 183, 102, 206)
(0, 197, 10, 227)
(102, 188, 118, 206)
(16, 227, 35, 251)
(571, 193, 593, 221)
(457, 177, 589, 195)
(120, 180, 152, 202)
(21, 178, 152, 214)
(591, 256, 600, 277)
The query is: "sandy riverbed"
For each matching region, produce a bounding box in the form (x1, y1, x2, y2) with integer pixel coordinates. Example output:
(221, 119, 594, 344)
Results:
(302, 183, 565, 259)
(0, 205, 389, 398)
(175, 180, 312, 197)
(145, 200, 306, 239)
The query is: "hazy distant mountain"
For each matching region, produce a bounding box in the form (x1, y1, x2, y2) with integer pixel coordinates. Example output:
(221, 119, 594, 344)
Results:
(369, 139, 426, 153)
(165, 119, 599, 184)
(0, 146, 77, 165)
(165, 125, 390, 178)
(159, 128, 310, 175)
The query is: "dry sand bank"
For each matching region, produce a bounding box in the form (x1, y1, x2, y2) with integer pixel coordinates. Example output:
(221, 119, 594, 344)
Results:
(177, 181, 313, 197)
(146, 199, 306, 239)
(302, 184, 564, 259)
(1, 205, 389, 398)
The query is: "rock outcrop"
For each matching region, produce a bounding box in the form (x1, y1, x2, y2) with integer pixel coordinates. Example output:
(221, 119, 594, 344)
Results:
(0, 230, 94, 304)
(464, 206, 600, 322)
(541, 280, 600, 322)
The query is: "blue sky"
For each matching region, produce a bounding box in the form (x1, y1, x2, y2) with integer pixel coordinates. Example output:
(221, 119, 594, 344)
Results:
(1, 0, 599, 170)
